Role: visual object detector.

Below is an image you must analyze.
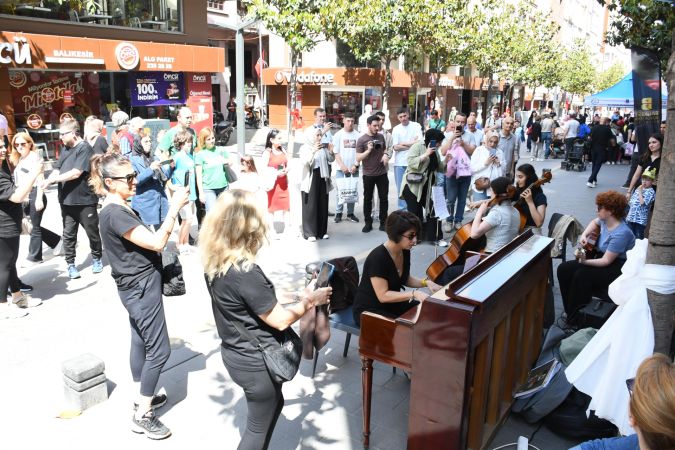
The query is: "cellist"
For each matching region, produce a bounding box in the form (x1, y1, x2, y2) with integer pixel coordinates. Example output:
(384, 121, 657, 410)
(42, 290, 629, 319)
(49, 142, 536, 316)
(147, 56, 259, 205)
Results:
(435, 177, 520, 285)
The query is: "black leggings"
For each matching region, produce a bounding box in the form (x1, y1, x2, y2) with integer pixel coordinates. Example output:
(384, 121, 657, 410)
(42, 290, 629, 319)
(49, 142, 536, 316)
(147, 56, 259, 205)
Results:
(225, 364, 284, 450)
(118, 270, 171, 397)
(0, 236, 21, 296)
(25, 188, 61, 262)
(557, 258, 624, 316)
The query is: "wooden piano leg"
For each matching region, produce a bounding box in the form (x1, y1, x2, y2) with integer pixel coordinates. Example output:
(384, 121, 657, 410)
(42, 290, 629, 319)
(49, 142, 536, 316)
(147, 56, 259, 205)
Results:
(361, 356, 373, 448)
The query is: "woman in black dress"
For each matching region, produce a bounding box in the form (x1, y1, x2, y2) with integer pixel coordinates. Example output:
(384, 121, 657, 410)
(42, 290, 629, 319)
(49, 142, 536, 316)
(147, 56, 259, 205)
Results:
(90, 153, 188, 440)
(353, 210, 442, 325)
(200, 190, 331, 450)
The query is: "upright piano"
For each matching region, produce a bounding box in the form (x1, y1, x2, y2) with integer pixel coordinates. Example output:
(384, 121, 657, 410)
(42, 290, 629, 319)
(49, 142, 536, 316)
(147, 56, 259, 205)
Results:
(359, 230, 553, 449)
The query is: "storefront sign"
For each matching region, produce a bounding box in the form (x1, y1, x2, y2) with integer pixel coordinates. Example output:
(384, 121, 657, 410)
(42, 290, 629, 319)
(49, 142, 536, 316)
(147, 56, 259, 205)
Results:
(130, 72, 185, 107)
(26, 113, 43, 129)
(438, 77, 456, 87)
(0, 37, 31, 65)
(10, 71, 101, 129)
(1, 32, 224, 73)
(274, 70, 335, 85)
(186, 73, 213, 134)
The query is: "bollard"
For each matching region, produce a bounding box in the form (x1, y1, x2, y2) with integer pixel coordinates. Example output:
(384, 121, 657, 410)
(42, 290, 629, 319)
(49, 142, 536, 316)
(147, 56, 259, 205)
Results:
(62, 353, 108, 411)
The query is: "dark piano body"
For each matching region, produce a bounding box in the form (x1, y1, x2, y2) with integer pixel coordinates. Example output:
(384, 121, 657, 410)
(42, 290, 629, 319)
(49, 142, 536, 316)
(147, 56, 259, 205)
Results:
(359, 230, 554, 449)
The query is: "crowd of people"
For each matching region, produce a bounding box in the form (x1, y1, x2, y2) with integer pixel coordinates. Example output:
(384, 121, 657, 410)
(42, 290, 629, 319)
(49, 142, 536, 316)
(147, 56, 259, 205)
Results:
(0, 102, 669, 449)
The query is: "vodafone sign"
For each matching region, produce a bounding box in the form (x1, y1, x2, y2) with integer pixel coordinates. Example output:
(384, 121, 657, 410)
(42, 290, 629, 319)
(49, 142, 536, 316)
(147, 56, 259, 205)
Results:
(274, 70, 335, 85)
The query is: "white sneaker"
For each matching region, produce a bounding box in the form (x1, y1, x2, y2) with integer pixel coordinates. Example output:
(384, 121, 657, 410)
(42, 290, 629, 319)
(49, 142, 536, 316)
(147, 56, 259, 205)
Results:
(307, 236, 317, 242)
(593, 181, 597, 187)
(12, 293, 42, 308)
(437, 240, 448, 247)
(1, 304, 28, 319)
(442, 221, 453, 233)
(586, 182, 595, 188)
(322, 234, 330, 240)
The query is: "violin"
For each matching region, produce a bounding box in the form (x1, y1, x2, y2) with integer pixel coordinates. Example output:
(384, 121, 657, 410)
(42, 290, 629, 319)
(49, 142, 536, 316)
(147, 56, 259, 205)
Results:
(513, 170, 553, 231)
(426, 185, 517, 282)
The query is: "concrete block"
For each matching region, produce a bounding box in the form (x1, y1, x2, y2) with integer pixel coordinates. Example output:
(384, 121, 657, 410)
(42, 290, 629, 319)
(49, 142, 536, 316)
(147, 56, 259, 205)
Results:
(63, 373, 107, 392)
(62, 353, 105, 382)
(63, 380, 108, 411)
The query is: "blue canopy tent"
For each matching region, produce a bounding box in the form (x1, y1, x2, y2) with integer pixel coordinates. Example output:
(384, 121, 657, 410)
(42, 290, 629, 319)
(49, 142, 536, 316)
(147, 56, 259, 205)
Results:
(584, 73, 668, 108)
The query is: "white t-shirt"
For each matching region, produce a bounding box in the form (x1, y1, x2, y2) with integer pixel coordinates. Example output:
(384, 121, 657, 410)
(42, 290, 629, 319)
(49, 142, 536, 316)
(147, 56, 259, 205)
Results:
(541, 118, 554, 133)
(332, 129, 361, 169)
(13, 151, 41, 189)
(565, 119, 580, 139)
(483, 204, 520, 253)
(391, 121, 423, 166)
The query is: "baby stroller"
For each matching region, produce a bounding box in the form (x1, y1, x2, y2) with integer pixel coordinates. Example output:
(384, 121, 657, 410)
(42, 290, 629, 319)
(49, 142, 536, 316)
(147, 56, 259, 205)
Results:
(561, 139, 586, 171)
(550, 137, 566, 159)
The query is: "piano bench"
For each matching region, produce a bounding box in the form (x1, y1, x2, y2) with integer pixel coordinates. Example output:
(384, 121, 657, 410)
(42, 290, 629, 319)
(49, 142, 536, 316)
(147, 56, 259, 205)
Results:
(312, 306, 359, 378)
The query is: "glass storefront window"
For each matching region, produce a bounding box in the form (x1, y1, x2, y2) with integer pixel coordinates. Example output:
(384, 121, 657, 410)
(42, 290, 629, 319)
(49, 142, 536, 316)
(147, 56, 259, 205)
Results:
(365, 88, 381, 111)
(0, 1, 183, 32)
(323, 90, 363, 127)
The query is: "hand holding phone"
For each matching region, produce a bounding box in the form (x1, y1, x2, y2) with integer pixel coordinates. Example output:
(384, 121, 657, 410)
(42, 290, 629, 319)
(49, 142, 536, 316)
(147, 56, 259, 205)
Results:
(315, 262, 335, 289)
(184, 171, 191, 188)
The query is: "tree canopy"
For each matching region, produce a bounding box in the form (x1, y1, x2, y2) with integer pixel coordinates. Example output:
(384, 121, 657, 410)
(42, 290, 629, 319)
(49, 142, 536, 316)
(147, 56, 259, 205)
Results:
(594, 61, 627, 93)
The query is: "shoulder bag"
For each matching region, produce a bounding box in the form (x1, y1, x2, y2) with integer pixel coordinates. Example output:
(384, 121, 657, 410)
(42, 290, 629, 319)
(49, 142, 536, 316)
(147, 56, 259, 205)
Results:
(206, 279, 302, 384)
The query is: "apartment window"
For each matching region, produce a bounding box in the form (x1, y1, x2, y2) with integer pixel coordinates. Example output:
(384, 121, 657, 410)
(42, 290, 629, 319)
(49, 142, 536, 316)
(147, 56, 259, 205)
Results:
(208, 1, 225, 10)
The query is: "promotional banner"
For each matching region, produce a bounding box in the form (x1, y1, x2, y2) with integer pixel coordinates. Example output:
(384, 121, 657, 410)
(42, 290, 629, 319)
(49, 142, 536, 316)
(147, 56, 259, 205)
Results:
(185, 72, 213, 134)
(9, 70, 101, 129)
(130, 72, 185, 107)
(631, 47, 662, 154)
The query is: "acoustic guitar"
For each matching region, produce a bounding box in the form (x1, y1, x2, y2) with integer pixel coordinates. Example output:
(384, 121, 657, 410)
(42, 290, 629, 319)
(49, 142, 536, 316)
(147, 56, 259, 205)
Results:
(426, 185, 517, 282)
(513, 170, 553, 231)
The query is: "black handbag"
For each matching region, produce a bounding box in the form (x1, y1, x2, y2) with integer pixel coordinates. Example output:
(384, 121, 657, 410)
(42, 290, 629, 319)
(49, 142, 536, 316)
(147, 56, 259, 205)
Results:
(227, 310, 303, 384)
(161, 251, 186, 296)
(223, 164, 238, 183)
(406, 172, 424, 184)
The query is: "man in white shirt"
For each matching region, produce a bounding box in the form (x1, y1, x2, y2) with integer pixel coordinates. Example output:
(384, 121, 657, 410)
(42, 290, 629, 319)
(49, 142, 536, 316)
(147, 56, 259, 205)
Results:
(465, 116, 484, 146)
(541, 114, 554, 159)
(391, 107, 423, 210)
(332, 113, 362, 223)
(564, 112, 580, 160)
(358, 104, 373, 133)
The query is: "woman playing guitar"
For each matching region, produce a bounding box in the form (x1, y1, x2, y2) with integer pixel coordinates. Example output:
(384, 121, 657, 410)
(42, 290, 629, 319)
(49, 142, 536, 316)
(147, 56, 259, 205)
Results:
(434, 177, 520, 285)
(513, 164, 549, 234)
(557, 190, 635, 319)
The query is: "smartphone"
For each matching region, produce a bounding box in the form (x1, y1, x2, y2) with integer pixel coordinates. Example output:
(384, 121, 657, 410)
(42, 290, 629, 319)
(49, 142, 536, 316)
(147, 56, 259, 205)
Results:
(489, 148, 496, 157)
(184, 171, 190, 187)
(456, 125, 463, 133)
(429, 139, 437, 148)
(277, 164, 285, 170)
(160, 159, 173, 165)
(315, 262, 335, 289)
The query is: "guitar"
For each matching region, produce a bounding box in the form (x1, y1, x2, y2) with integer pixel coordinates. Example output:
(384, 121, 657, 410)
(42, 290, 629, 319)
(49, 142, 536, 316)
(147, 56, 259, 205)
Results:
(426, 185, 517, 282)
(513, 170, 553, 231)
(574, 231, 599, 260)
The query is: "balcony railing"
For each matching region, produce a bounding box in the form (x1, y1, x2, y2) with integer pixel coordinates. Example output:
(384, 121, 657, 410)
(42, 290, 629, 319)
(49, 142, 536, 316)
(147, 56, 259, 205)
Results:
(0, 0, 183, 32)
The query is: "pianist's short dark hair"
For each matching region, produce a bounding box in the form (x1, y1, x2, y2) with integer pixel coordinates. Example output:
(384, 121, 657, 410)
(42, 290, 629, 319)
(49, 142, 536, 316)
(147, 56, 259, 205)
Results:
(385, 210, 421, 244)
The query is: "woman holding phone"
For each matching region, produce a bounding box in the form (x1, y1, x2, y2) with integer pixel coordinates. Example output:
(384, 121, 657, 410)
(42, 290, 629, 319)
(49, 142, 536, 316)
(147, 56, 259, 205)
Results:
(261, 129, 290, 238)
(299, 127, 335, 241)
(130, 134, 173, 230)
(470, 132, 504, 203)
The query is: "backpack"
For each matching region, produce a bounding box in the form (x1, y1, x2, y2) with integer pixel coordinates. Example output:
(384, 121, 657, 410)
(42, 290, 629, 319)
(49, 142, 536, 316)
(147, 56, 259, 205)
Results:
(326, 256, 359, 313)
(577, 124, 591, 139)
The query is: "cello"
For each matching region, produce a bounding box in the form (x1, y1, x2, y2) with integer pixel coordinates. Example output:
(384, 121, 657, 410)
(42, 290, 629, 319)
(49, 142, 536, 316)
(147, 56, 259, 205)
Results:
(513, 169, 553, 231)
(426, 185, 517, 282)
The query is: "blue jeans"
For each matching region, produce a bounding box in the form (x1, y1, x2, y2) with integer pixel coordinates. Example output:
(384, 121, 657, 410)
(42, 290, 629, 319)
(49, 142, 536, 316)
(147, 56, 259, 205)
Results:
(435, 171, 445, 189)
(394, 165, 407, 210)
(627, 221, 645, 239)
(542, 132, 552, 158)
(568, 433, 638, 450)
(204, 187, 227, 212)
(335, 169, 357, 215)
(445, 175, 471, 223)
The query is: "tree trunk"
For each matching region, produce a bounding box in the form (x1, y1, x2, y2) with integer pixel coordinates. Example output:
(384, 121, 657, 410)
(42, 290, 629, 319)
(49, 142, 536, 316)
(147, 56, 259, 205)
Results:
(382, 56, 392, 129)
(288, 49, 299, 137)
(485, 72, 493, 119)
(645, 31, 675, 356)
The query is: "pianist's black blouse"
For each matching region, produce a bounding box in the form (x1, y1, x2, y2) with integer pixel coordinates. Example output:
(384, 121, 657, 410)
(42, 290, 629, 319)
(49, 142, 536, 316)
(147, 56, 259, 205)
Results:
(353, 244, 417, 326)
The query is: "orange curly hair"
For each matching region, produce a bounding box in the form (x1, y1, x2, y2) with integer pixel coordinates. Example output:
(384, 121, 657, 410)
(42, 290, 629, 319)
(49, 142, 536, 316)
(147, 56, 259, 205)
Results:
(596, 190, 629, 219)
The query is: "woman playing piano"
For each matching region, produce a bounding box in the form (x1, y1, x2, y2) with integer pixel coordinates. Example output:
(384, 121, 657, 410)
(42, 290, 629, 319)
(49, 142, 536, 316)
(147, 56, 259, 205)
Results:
(514, 163, 547, 234)
(353, 210, 442, 326)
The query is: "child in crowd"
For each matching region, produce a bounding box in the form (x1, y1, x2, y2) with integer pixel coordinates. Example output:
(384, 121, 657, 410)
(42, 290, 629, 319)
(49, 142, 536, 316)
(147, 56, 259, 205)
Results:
(626, 168, 656, 239)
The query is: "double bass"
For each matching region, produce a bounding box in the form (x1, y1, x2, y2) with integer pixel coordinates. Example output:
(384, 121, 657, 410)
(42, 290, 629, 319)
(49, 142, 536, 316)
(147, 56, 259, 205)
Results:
(426, 185, 517, 282)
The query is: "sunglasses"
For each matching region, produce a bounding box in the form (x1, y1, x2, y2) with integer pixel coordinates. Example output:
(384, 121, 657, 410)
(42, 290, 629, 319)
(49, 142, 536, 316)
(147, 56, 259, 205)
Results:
(108, 172, 138, 183)
(401, 233, 417, 240)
